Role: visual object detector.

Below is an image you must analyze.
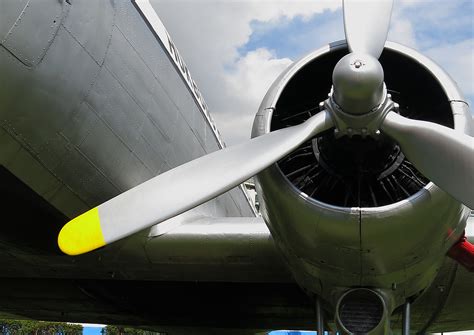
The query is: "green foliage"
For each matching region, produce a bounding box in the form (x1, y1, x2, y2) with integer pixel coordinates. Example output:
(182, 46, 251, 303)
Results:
(0, 319, 161, 335)
(0, 319, 82, 335)
(101, 326, 158, 335)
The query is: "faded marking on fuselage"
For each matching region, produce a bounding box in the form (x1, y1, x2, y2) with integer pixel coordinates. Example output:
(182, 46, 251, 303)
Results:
(131, 0, 225, 148)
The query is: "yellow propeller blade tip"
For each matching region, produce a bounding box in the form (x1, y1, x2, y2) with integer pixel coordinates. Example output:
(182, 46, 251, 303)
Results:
(58, 207, 106, 255)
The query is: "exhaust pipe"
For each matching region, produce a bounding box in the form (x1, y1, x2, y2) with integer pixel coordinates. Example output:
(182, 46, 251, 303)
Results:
(336, 288, 390, 334)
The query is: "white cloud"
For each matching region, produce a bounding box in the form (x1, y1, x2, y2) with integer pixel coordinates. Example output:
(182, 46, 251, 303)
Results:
(388, 9, 418, 49)
(224, 48, 291, 103)
(217, 48, 292, 143)
(425, 39, 474, 99)
(151, 1, 341, 144)
(390, 0, 473, 105)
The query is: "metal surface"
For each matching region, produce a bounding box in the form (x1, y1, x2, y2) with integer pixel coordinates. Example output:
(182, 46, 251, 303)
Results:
(1, 0, 64, 67)
(0, 0, 473, 332)
(132, 0, 225, 148)
(144, 217, 292, 283)
(0, 0, 255, 221)
(335, 288, 389, 335)
(252, 39, 471, 322)
(0, 181, 472, 331)
(343, 0, 393, 59)
(316, 297, 324, 335)
(324, 88, 393, 138)
(402, 301, 410, 335)
(332, 53, 385, 116)
(381, 111, 474, 208)
(58, 110, 333, 254)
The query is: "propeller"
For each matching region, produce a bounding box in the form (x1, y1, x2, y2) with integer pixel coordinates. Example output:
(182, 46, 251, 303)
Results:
(337, 0, 474, 208)
(381, 112, 474, 208)
(58, 111, 333, 255)
(58, 0, 473, 256)
(343, 0, 393, 59)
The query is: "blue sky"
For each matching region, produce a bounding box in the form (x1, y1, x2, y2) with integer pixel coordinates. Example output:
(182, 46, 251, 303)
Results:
(240, 9, 343, 60)
(155, 0, 473, 145)
(240, 0, 473, 103)
(240, 1, 473, 57)
(83, 327, 102, 335)
(396, 0, 473, 49)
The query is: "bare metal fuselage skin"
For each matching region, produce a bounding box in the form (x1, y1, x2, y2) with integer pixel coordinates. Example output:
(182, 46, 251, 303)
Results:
(0, 0, 253, 219)
(0, 0, 473, 334)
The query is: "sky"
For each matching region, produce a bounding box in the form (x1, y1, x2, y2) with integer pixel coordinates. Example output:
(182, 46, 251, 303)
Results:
(151, 0, 473, 146)
(83, 327, 103, 335)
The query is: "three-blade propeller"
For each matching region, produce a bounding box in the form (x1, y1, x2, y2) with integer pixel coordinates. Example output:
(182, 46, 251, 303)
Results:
(341, 0, 473, 207)
(58, 0, 473, 255)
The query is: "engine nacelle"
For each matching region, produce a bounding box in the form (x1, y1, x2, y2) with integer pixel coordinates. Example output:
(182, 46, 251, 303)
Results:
(252, 41, 472, 328)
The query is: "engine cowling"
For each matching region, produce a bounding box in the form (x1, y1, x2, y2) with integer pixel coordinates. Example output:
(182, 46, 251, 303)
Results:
(252, 41, 472, 331)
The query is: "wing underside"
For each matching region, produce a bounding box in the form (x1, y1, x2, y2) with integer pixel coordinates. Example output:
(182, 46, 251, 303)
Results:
(0, 206, 473, 333)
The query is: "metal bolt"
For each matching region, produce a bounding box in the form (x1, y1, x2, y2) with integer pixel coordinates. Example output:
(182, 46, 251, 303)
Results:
(319, 101, 325, 111)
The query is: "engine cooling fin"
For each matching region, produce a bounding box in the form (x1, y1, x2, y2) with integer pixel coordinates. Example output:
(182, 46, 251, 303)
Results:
(269, 46, 455, 208)
(273, 95, 429, 207)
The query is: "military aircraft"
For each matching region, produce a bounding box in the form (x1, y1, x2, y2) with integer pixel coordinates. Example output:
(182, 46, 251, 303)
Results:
(0, 0, 472, 334)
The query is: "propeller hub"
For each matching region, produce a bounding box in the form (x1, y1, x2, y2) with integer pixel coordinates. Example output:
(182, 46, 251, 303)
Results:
(332, 53, 385, 115)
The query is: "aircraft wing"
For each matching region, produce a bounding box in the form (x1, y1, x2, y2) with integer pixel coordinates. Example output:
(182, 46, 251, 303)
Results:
(0, 212, 310, 334)
(0, 212, 473, 333)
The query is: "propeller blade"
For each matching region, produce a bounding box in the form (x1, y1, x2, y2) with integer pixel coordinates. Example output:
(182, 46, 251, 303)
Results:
(343, 0, 393, 58)
(381, 111, 474, 208)
(58, 111, 334, 255)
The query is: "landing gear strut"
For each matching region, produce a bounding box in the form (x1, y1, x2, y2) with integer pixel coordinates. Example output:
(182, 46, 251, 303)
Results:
(402, 300, 411, 335)
(316, 296, 324, 335)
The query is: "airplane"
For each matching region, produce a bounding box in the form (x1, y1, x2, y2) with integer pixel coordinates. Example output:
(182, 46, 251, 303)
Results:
(0, 0, 473, 334)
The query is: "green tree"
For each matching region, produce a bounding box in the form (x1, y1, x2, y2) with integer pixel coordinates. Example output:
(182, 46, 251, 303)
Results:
(0, 319, 82, 335)
(101, 326, 160, 335)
